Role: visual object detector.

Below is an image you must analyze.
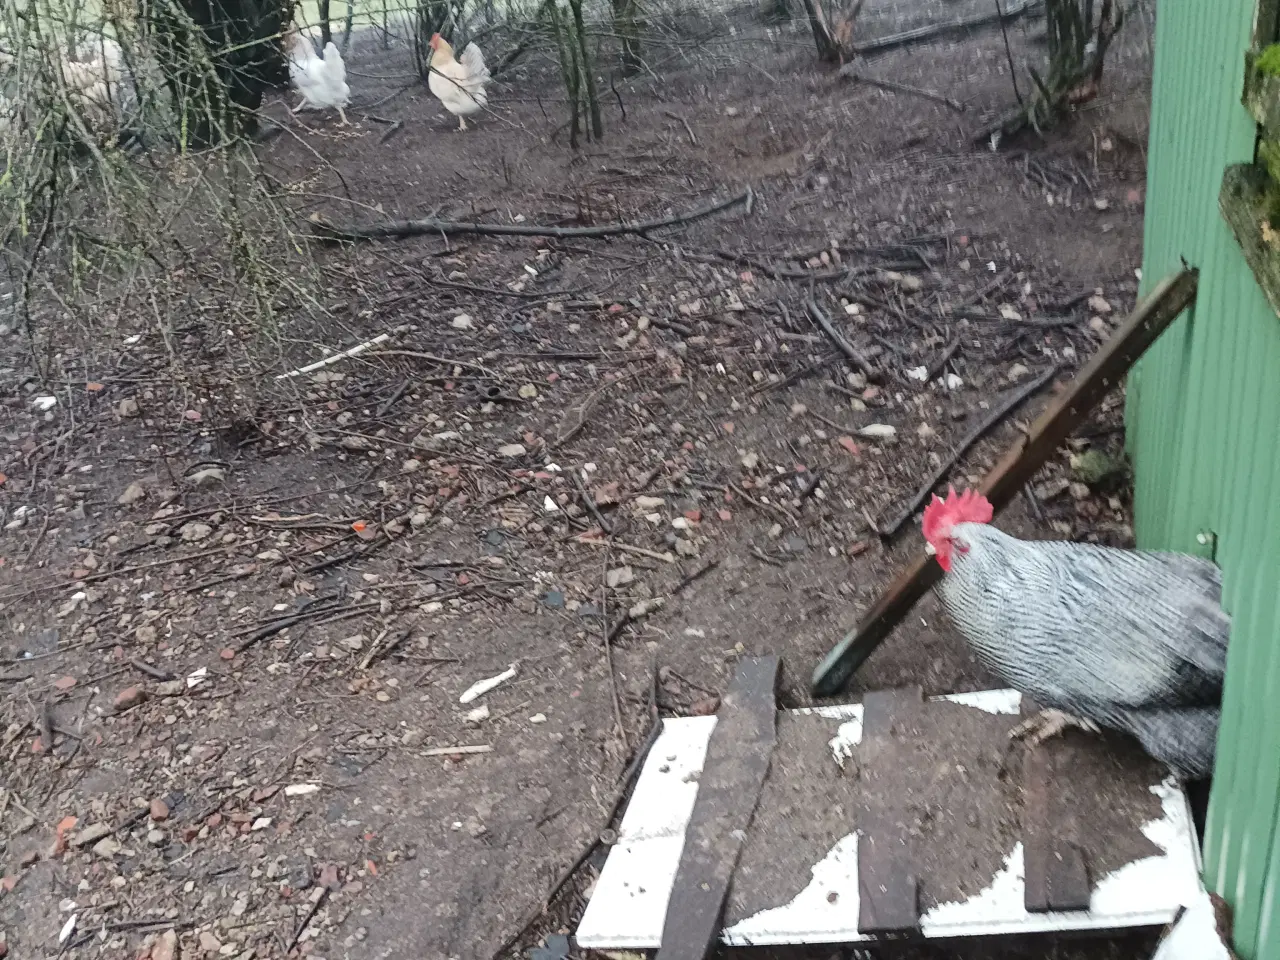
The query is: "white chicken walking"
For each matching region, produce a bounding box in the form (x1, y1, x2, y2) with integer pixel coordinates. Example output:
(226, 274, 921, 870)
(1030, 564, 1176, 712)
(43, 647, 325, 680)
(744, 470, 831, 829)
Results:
(427, 33, 489, 130)
(287, 29, 350, 123)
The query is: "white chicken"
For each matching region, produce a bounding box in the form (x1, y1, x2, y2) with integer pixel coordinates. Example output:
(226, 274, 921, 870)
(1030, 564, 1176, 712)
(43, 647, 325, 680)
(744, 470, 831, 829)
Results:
(287, 30, 350, 123)
(427, 33, 488, 131)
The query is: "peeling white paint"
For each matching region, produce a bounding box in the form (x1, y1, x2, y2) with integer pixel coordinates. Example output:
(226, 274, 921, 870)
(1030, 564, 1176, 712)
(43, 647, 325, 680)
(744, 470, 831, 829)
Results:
(576, 691, 1203, 952)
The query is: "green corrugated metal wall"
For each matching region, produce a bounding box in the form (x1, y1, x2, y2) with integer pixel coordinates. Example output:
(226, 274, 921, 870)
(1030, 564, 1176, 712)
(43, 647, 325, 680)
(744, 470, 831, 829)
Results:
(1128, 0, 1280, 956)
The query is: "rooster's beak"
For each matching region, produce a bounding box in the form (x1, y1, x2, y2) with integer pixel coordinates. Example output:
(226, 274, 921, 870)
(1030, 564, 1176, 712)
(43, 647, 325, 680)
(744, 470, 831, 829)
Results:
(924, 542, 936, 556)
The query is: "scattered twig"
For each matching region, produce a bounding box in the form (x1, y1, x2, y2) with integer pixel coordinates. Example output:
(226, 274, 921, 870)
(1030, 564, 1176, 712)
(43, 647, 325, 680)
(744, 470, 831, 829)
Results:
(671, 559, 720, 598)
(422, 744, 492, 757)
(663, 110, 697, 145)
(286, 889, 329, 954)
(310, 188, 753, 243)
(573, 469, 613, 535)
(128, 658, 175, 681)
(805, 298, 878, 380)
(878, 366, 1058, 539)
(275, 334, 391, 381)
(577, 537, 674, 564)
(837, 67, 967, 112)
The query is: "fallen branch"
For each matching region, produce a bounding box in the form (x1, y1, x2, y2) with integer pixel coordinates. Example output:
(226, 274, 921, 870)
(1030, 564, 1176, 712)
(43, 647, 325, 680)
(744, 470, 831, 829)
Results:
(309, 188, 754, 244)
(854, 0, 1041, 55)
(837, 67, 967, 112)
(811, 267, 1200, 696)
(877, 366, 1058, 540)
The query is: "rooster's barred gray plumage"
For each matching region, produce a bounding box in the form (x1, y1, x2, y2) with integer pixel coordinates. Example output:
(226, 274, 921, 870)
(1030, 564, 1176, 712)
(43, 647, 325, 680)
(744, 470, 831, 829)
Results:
(923, 489, 1230, 781)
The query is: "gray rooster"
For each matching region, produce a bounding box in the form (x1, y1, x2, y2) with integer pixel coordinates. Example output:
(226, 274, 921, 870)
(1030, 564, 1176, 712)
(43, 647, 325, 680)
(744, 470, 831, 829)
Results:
(922, 487, 1230, 781)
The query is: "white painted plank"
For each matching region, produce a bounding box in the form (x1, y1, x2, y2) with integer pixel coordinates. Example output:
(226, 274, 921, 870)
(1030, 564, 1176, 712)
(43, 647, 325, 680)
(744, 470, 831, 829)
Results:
(577, 689, 1204, 951)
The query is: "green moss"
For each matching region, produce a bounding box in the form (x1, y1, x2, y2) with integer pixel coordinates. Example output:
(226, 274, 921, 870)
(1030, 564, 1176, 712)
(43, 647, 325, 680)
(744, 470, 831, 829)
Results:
(1258, 43, 1280, 76)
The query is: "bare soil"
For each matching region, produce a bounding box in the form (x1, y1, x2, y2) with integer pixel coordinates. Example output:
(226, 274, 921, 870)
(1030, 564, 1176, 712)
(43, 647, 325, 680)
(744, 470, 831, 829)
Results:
(0, 3, 1162, 959)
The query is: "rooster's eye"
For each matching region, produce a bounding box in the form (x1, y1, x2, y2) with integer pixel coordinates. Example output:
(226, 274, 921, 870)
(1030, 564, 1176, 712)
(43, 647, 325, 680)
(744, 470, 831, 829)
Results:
(955, 541, 970, 555)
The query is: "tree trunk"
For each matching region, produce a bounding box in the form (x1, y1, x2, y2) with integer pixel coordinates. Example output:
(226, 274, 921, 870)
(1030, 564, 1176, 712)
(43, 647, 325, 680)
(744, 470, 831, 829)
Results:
(801, 0, 863, 63)
(567, 0, 602, 139)
(610, 0, 642, 75)
(317, 0, 332, 47)
(149, 0, 291, 146)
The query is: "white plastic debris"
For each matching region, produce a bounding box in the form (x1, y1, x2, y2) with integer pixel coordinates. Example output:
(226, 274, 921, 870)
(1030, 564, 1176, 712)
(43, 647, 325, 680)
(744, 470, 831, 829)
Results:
(59, 915, 77, 944)
(274, 333, 390, 380)
(186, 666, 208, 689)
(543, 495, 560, 513)
(999, 304, 1023, 321)
(32, 396, 58, 412)
(465, 704, 490, 723)
(905, 366, 929, 381)
(857, 424, 897, 439)
(284, 783, 321, 797)
(945, 373, 965, 391)
(459, 665, 517, 704)
(1151, 890, 1233, 960)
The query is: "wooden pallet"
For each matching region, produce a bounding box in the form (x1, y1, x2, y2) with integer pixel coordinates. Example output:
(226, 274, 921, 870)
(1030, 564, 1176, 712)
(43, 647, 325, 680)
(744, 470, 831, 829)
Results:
(576, 689, 1204, 953)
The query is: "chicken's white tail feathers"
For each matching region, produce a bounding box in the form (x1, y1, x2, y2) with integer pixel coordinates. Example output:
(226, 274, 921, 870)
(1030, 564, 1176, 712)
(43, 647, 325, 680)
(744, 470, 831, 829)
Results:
(459, 42, 489, 83)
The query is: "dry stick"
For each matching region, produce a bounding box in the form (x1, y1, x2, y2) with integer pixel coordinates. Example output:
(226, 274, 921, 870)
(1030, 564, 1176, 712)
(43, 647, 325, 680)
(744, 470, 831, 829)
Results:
(600, 545, 629, 753)
(837, 67, 967, 113)
(877, 366, 1058, 539)
(573, 469, 613, 535)
(309, 188, 753, 243)
(853, 0, 1041, 55)
(806, 298, 878, 381)
(811, 267, 1200, 697)
(286, 889, 329, 954)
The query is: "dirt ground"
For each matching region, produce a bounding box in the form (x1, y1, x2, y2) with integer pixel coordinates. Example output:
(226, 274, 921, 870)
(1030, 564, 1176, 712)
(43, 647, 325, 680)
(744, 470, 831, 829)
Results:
(0, 2, 1165, 959)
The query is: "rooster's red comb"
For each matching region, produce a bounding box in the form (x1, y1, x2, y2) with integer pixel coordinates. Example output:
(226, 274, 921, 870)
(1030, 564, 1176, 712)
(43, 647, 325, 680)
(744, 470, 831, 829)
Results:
(922, 486, 993, 542)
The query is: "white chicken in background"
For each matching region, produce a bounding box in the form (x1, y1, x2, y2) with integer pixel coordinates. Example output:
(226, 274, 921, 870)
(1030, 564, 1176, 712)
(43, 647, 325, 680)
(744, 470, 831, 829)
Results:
(427, 33, 488, 130)
(287, 29, 350, 123)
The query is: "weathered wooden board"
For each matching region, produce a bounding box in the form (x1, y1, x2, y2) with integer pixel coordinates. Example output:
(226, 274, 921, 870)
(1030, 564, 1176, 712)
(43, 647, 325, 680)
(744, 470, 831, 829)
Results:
(654, 656, 779, 960)
(857, 688, 922, 935)
(1023, 747, 1092, 912)
(577, 690, 1204, 952)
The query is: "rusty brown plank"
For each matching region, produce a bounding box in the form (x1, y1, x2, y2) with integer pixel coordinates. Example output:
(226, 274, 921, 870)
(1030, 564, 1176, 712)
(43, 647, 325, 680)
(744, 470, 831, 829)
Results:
(1023, 747, 1091, 912)
(811, 267, 1200, 696)
(857, 687, 923, 935)
(655, 656, 780, 960)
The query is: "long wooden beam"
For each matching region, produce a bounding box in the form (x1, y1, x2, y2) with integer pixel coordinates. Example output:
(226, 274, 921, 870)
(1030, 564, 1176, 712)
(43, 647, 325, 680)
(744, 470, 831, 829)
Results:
(811, 267, 1200, 697)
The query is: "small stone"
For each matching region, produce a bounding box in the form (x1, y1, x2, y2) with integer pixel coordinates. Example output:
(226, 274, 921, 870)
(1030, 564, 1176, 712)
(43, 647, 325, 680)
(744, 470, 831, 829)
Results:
(1088, 294, 1113, 314)
(1069, 482, 1091, 500)
(857, 424, 896, 440)
(91, 836, 122, 859)
(113, 686, 149, 713)
(741, 452, 759, 470)
(186, 467, 225, 487)
(199, 931, 222, 953)
(450, 314, 474, 330)
(401, 459, 421, 473)
(634, 496, 665, 509)
(1089, 316, 1110, 334)
(1007, 363, 1030, 381)
(147, 829, 166, 846)
(497, 443, 527, 458)
(179, 522, 212, 542)
(150, 799, 170, 822)
(675, 538, 699, 557)
(117, 398, 140, 418)
(518, 384, 538, 399)
(605, 566, 634, 588)
(151, 930, 177, 960)
(118, 482, 146, 506)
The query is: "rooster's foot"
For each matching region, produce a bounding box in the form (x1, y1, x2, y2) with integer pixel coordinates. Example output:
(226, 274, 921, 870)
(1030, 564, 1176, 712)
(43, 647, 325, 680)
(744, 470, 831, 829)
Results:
(1009, 708, 1100, 748)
